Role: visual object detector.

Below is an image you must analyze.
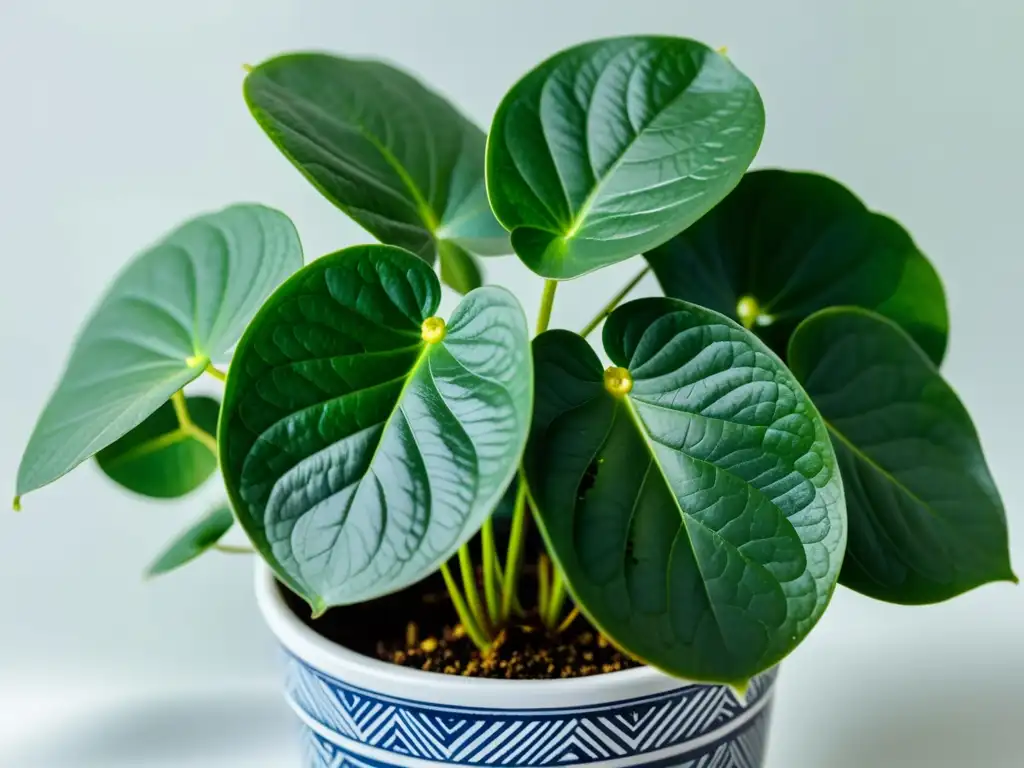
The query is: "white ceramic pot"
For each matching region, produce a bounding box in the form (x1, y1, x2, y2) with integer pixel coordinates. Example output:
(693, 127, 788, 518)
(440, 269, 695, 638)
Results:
(256, 564, 777, 767)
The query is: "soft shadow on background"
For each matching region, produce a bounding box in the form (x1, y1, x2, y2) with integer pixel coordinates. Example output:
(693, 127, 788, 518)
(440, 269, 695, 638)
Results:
(1, 1, 1022, 767)
(1, 688, 298, 768)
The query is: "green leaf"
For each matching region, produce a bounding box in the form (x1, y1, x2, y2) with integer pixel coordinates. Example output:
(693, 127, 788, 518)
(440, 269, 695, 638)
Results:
(788, 307, 1015, 604)
(438, 240, 483, 295)
(486, 36, 764, 280)
(646, 169, 949, 365)
(147, 504, 235, 577)
(525, 298, 846, 684)
(244, 52, 510, 293)
(96, 396, 220, 498)
(219, 244, 532, 611)
(15, 205, 303, 504)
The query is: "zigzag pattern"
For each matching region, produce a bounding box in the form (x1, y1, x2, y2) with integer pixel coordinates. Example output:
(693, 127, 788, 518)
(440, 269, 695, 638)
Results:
(288, 656, 775, 767)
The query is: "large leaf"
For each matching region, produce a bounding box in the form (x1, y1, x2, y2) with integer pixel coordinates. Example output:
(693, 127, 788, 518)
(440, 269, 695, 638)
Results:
(788, 307, 1014, 603)
(244, 53, 508, 292)
(219, 244, 531, 612)
(15, 205, 302, 504)
(486, 36, 764, 280)
(147, 503, 235, 578)
(525, 298, 846, 684)
(646, 169, 949, 364)
(96, 396, 220, 498)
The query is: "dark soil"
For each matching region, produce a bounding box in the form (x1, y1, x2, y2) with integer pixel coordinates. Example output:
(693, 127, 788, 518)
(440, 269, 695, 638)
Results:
(282, 571, 642, 680)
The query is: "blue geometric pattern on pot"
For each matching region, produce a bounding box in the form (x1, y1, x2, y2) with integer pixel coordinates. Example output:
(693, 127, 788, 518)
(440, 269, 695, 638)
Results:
(286, 655, 777, 767)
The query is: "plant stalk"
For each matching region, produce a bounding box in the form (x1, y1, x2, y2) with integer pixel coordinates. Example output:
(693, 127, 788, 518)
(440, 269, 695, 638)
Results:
(500, 480, 530, 621)
(481, 518, 500, 625)
(440, 562, 491, 652)
(205, 363, 227, 382)
(546, 566, 568, 628)
(579, 265, 651, 338)
(536, 279, 558, 334)
(170, 390, 218, 455)
(458, 544, 491, 635)
(537, 554, 551, 619)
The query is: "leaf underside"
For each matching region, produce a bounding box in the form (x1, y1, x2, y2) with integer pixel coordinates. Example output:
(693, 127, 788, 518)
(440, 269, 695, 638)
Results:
(219, 244, 531, 610)
(788, 307, 1014, 603)
(97, 396, 220, 498)
(646, 169, 949, 364)
(526, 298, 846, 684)
(487, 36, 765, 279)
(147, 504, 235, 577)
(16, 204, 302, 501)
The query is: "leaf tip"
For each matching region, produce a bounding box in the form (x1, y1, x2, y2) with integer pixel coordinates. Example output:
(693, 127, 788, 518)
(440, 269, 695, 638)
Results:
(12, 495, 21, 512)
(242, 63, 254, 74)
(717, 45, 729, 57)
(729, 679, 751, 704)
(310, 597, 328, 620)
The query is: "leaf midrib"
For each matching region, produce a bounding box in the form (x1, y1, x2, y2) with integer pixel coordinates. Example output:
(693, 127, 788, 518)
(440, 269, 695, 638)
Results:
(557, 49, 718, 240)
(822, 417, 938, 518)
(619, 395, 780, 654)
(262, 81, 441, 234)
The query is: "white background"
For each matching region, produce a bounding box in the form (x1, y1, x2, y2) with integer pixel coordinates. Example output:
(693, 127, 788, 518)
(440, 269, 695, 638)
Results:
(1, 1, 1023, 765)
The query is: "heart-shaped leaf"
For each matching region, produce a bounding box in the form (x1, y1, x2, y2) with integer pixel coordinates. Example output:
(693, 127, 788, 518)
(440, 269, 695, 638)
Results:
(244, 53, 508, 293)
(788, 307, 1014, 603)
(15, 205, 302, 505)
(486, 36, 764, 280)
(147, 504, 235, 578)
(526, 298, 846, 684)
(646, 169, 949, 364)
(96, 396, 220, 498)
(219, 244, 531, 612)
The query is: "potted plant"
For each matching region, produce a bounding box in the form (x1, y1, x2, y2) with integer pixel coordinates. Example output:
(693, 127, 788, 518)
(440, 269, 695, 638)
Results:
(14, 35, 1014, 768)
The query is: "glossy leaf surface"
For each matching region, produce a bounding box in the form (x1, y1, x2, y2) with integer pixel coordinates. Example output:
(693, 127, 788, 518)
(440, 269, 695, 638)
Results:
(526, 298, 846, 684)
(16, 205, 302, 502)
(788, 307, 1014, 603)
(487, 36, 764, 279)
(147, 504, 235, 577)
(219, 245, 531, 611)
(245, 53, 509, 293)
(647, 169, 948, 364)
(96, 396, 220, 498)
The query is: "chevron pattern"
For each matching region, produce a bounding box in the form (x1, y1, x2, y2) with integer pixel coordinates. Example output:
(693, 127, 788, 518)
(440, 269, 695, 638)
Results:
(288, 656, 776, 767)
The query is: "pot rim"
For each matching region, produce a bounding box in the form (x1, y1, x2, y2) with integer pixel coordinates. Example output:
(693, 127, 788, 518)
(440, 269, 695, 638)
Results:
(254, 560, 683, 697)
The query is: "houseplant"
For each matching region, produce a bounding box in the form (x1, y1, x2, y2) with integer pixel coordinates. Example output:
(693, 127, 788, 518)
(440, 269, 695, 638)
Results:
(14, 32, 1014, 767)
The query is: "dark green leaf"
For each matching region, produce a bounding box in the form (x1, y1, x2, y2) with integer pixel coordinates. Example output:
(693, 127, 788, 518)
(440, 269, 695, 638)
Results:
(16, 205, 302, 504)
(96, 396, 220, 498)
(788, 307, 1014, 603)
(487, 36, 764, 280)
(647, 169, 949, 364)
(219, 244, 531, 612)
(244, 52, 509, 292)
(438, 240, 483, 295)
(147, 504, 235, 577)
(526, 298, 846, 684)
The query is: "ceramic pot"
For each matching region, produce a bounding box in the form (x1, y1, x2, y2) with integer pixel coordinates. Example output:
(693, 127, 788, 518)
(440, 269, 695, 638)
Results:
(256, 563, 777, 767)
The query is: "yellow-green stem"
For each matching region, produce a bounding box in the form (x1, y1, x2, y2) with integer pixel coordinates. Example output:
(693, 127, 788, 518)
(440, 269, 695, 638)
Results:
(536, 279, 558, 334)
(546, 567, 568, 628)
(205, 363, 227, 382)
(481, 519, 500, 625)
(579, 265, 651, 338)
(458, 544, 490, 635)
(440, 563, 491, 652)
(537, 555, 551, 620)
(500, 479, 530, 621)
(171, 390, 218, 455)
(214, 543, 253, 555)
